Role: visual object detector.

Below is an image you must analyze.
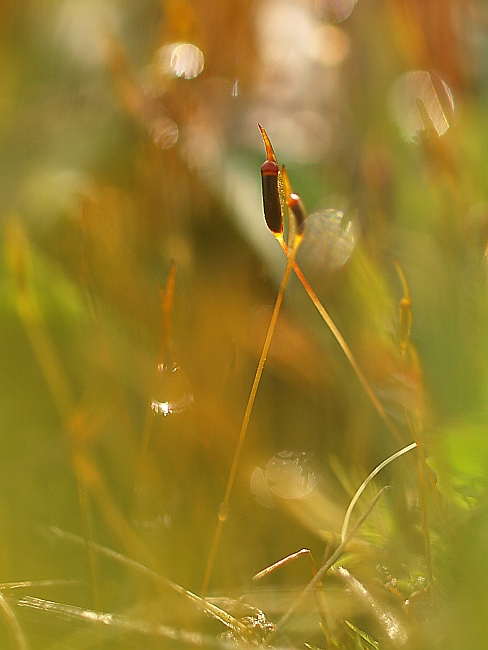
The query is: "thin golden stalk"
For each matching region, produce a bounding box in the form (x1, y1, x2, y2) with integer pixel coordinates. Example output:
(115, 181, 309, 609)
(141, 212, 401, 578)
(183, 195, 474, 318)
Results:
(284, 244, 405, 446)
(202, 239, 300, 593)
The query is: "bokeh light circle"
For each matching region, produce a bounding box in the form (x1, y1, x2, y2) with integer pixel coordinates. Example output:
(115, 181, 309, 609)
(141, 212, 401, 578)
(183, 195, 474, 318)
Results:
(170, 43, 204, 79)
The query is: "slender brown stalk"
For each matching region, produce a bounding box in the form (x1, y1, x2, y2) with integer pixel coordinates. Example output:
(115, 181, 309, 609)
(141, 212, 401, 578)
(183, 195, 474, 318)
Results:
(202, 241, 300, 593)
(282, 241, 405, 446)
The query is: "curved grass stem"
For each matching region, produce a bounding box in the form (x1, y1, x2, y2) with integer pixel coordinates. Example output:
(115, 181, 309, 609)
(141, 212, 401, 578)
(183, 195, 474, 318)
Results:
(269, 440, 417, 642)
(268, 486, 390, 642)
(49, 527, 248, 637)
(340, 441, 417, 543)
(280, 242, 405, 447)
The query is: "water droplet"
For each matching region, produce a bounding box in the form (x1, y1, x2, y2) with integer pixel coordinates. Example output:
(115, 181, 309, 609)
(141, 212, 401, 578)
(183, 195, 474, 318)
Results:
(251, 451, 317, 506)
(156, 43, 205, 80)
(313, 0, 358, 23)
(134, 513, 172, 532)
(147, 116, 179, 149)
(297, 208, 357, 273)
(150, 400, 170, 415)
(218, 501, 229, 521)
(266, 451, 317, 499)
(388, 70, 454, 142)
(150, 362, 194, 416)
(170, 43, 204, 79)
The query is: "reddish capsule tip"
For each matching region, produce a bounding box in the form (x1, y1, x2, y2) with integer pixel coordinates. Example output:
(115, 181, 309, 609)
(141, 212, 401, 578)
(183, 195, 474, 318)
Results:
(261, 159, 279, 176)
(288, 193, 307, 236)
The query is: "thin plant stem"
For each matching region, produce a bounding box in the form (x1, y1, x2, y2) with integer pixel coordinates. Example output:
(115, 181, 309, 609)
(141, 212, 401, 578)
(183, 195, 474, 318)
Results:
(271, 441, 417, 641)
(340, 441, 417, 543)
(15, 595, 250, 650)
(0, 591, 29, 650)
(401, 374, 439, 598)
(252, 548, 310, 581)
(48, 527, 248, 637)
(417, 450, 434, 596)
(202, 240, 300, 593)
(267, 487, 390, 642)
(395, 258, 444, 595)
(280, 241, 405, 447)
(253, 548, 336, 647)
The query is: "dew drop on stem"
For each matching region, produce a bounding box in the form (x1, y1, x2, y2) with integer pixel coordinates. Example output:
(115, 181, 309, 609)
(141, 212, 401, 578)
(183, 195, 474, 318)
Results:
(150, 362, 194, 416)
(297, 208, 357, 274)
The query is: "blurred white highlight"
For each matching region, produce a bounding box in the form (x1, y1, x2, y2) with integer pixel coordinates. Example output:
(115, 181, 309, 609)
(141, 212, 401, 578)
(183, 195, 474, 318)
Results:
(389, 70, 454, 142)
(309, 24, 350, 67)
(298, 208, 357, 273)
(56, 1, 120, 67)
(251, 451, 317, 507)
(164, 43, 205, 80)
(313, 0, 358, 22)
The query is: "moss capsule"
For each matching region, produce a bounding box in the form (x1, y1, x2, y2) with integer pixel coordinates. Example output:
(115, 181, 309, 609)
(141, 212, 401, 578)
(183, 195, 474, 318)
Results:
(288, 192, 307, 236)
(261, 159, 282, 236)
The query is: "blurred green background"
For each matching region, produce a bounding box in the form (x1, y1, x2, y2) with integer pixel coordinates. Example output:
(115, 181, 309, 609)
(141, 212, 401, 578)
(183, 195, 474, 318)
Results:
(1, 0, 488, 648)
